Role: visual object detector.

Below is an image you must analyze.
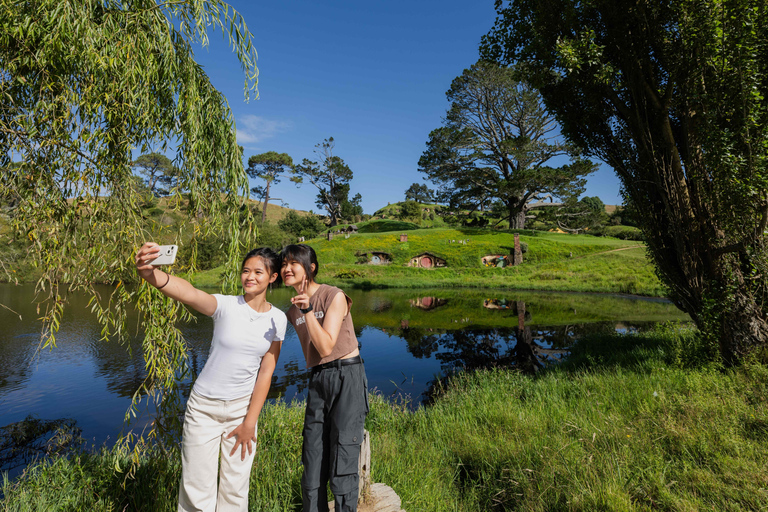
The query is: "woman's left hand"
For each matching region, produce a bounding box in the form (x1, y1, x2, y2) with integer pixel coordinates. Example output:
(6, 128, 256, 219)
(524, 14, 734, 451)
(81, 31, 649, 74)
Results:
(227, 422, 257, 461)
(291, 277, 311, 310)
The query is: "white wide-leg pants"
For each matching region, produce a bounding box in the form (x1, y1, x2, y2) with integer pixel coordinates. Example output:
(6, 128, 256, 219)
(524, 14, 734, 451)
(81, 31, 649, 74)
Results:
(178, 390, 257, 512)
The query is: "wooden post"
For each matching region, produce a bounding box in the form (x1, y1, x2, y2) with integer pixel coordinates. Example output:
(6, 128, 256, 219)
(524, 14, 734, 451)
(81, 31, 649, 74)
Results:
(327, 232, 333, 241)
(358, 430, 371, 502)
(329, 429, 405, 511)
(513, 233, 523, 265)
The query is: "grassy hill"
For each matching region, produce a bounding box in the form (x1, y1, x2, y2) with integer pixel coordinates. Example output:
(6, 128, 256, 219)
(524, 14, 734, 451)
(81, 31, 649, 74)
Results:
(2, 195, 659, 295)
(250, 200, 315, 224)
(185, 225, 664, 296)
(301, 227, 661, 295)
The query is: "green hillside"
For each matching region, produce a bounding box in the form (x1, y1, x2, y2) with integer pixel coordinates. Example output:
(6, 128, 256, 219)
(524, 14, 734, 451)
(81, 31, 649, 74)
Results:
(2, 196, 661, 295)
(312, 226, 635, 267)
(185, 225, 664, 296)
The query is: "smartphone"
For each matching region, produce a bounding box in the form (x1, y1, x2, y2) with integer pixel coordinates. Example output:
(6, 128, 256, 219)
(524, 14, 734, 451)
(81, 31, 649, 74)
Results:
(149, 245, 178, 266)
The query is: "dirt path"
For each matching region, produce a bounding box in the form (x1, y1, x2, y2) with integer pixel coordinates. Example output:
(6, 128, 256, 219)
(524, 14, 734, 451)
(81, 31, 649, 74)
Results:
(569, 245, 644, 260)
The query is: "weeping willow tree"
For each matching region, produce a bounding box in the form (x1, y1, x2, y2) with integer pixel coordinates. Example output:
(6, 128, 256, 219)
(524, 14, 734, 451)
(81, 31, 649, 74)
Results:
(0, 0, 260, 464)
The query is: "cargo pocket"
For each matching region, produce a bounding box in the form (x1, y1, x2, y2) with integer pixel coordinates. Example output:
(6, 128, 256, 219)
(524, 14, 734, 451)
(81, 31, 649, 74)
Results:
(336, 424, 363, 476)
(331, 422, 363, 495)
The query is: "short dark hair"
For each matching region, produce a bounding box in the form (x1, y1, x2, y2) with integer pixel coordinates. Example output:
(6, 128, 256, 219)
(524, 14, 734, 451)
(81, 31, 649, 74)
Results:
(280, 244, 319, 282)
(242, 247, 281, 285)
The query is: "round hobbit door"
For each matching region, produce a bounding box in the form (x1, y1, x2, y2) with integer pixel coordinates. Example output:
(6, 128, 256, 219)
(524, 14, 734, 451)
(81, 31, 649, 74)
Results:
(420, 256, 433, 268)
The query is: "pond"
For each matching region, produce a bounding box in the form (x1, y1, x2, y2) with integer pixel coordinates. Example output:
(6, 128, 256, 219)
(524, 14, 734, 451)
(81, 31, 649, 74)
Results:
(0, 283, 688, 476)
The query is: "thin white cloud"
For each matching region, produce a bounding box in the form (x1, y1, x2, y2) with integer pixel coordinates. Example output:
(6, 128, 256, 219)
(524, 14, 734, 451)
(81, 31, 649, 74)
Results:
(236, 115, 292, 146)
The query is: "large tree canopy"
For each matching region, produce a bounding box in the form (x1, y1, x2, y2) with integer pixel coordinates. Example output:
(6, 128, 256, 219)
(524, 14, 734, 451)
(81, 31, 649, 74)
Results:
(404, 182, 435, 203)
(0, 0, 259, 449)
(418, 61, 595, 229)
(482, 0, 768, 362)
(132, 152, 178, 197)
(246, 151, 293, 223)
(291, 137, 355, 227)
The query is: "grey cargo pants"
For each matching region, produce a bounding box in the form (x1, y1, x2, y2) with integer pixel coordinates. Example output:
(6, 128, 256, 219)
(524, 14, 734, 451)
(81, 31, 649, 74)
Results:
(301, 361, 368, 512)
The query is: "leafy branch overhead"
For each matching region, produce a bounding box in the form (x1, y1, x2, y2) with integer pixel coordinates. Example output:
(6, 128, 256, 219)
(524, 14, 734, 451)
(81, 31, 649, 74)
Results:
(418, 61, 596, 229)
(0, 0, 261, 454)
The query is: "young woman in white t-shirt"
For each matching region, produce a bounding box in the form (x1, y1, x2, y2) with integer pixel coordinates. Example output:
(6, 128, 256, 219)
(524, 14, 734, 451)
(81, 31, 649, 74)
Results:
(135, 242, 287, 512)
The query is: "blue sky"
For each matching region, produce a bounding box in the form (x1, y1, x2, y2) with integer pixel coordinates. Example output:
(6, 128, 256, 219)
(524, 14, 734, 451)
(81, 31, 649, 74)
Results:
(190, 0, 623, 214)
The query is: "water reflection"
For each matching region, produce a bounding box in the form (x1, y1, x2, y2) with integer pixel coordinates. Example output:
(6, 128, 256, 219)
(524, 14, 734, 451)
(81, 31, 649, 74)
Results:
(409, 297, 448, 310)
(399, 300, 573, 377)
(0, 283, 689, 460)
(0, 415, 83, 472)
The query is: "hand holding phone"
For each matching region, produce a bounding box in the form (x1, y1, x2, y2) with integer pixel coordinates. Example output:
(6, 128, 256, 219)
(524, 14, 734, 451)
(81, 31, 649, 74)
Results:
(148, 245, 178, 266)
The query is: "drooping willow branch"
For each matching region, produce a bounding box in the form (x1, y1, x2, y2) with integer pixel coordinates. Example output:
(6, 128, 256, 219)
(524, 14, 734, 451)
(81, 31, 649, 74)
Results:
(0, 0, 262, 471)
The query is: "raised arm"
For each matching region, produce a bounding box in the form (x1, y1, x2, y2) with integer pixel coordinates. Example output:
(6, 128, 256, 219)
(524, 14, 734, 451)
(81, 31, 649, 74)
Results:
(135, 242, 217, 316)
(302, 291, 349, 358)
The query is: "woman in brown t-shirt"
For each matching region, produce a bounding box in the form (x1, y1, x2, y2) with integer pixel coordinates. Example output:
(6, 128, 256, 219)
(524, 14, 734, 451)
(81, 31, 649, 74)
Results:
(281, 244, 368, 512)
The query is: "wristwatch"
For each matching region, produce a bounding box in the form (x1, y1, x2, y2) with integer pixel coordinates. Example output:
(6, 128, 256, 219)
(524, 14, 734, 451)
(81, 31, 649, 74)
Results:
(300, 303, 313, 315)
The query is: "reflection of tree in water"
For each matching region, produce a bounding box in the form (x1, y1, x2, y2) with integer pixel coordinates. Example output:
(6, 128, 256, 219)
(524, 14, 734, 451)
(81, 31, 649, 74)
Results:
(414, 301, 652, 403)
(89, 311, 211, 399)
(0, 286, 63, 394)
(426, 322, 634, 375)
(0, 334, 36, 394)
(399, 327, 440, 358)
(0, 415, 83, 472)
(269, 359, 310, 398)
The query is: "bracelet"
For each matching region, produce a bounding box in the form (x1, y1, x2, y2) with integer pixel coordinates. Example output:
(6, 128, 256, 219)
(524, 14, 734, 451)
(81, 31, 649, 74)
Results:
(300, 303, 313, 314)
(157, 272, 171, 290)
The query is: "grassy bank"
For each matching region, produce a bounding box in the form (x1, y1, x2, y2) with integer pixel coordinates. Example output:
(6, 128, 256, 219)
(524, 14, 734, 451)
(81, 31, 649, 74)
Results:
(4, 325, 767, 511)
(189, 229, 665, 296)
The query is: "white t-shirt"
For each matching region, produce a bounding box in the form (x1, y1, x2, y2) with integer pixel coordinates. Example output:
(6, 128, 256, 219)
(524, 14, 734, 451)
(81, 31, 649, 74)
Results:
(193, 294, 287, 400)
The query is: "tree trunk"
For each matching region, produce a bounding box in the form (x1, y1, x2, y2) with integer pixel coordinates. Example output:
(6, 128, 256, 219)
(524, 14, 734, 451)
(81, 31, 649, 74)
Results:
(507, 200, 525, 229)
(508, 209, 526, 230)
(720, 289, 768, 364)
(261, 181, 271, 224)
(625, 112, 768, 364)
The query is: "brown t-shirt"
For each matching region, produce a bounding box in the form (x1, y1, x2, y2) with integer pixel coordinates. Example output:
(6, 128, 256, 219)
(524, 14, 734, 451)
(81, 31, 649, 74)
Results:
(286, 284, 359, 368)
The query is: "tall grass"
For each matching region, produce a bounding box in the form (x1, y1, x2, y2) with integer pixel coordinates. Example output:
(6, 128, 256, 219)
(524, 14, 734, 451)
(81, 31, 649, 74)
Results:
(6, 326, 764, 511)
(368, 325, 768, 511)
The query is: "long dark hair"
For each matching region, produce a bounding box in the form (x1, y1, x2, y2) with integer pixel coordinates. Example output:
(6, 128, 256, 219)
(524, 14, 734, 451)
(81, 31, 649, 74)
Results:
(242, 247, 281, 285)
(280, 244, 319, 282)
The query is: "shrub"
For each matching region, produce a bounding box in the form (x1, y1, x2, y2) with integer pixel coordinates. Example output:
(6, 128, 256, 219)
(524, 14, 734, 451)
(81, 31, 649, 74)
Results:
(277, 210, 324, 239)
(257, 221, 294, 249)
(399, 200, 421, 220)
(177, 234, 228, 270)
(604, 225, 644, 241)
(335, 268, 363, 279)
